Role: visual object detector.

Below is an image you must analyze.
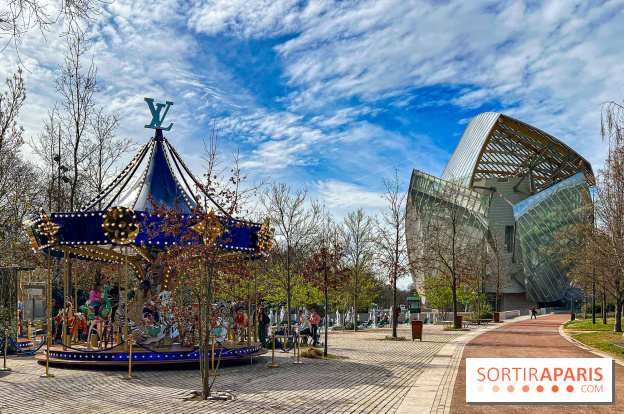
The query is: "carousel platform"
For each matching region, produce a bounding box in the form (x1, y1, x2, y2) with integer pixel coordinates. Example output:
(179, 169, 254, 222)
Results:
(17, 338, 35, 351)
(35, 340, 267, 366)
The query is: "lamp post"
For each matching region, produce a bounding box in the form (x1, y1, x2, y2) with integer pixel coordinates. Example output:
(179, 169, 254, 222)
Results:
(52, 128, 70, 212)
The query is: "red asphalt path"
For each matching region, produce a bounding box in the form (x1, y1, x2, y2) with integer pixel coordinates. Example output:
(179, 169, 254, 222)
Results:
(451, 314, 624, 413)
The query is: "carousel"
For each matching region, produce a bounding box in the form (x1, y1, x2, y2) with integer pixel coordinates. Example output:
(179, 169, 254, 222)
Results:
(23, 98, 271, 367)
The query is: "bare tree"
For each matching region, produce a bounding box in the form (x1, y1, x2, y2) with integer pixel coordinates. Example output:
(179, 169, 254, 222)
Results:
(56, 31, 98, 211)
(85, 107, 133, 208)
(0, 69, 41, 265)
(378, 169, 409, 338)
(28, 106, 72, 211)
(1, 0, 106, 54)
(409, 172, 487, 329)
(260, 183, 321, 333)
(342, 208, 376, 331)
(486, 226, 519, 312)
(303, 212, 349, 356)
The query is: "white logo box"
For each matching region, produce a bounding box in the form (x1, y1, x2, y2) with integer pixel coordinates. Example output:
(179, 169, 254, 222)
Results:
(466, 358, 614, 405)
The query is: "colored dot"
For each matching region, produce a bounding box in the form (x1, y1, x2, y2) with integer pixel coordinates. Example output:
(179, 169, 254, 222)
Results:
(552, 385, 559, 392)
(537, 385, 544, 392)
(507, 385, 514, 392)
(492, 385, 499, 392)
(567, 385, 574, 392)
(522, 385, 529, 392)
(477, 385, 484, 392)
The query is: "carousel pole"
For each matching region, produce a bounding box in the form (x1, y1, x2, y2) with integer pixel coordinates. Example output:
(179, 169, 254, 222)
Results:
(63, 248, 69, 350)
(123, 246, 129, 352)
(73, 257, 78, 317)
(41, 251, 54, 378)
(253, 272, 258, 343)
(117, 259, 122, 344)
(247, 279, 252, 365)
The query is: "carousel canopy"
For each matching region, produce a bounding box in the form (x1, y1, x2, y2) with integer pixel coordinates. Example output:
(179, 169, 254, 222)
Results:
(81, 129, 199, 214)
(24, 98, 273, 276)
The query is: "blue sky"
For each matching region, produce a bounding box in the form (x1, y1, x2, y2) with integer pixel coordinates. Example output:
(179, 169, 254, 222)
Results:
(5, 0, 624, 219)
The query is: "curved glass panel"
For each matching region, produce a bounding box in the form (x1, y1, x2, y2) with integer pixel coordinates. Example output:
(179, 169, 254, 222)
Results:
(441, 112, 500, 187)
(512, 173, 590, 303)
(406, 170, 490, 293)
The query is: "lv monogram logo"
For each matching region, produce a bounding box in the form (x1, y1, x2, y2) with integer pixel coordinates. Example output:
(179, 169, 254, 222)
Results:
(144, 98, 174, 131)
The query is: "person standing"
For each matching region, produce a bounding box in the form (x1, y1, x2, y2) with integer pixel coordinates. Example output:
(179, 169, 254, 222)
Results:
(257, 307, 270, 347)
(531, 306, 537, 320)
(298, 310, 312, 336)
(309, 307, 320, 347)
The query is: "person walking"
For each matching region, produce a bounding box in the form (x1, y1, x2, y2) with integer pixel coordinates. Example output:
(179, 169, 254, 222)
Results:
(257, 307, 270, 347)
(309, 307, 321, 347)
(531, 306, 537, 320)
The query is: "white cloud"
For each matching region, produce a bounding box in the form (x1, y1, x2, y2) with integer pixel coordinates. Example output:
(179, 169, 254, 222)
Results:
(185, 0, 624, 170)
(7, 0, 624, 206)
(315, 180, 387, 218)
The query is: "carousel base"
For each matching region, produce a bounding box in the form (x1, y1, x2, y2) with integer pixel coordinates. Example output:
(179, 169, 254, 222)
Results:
(17, 338, 35, 351)
(35, 340, 267, 366)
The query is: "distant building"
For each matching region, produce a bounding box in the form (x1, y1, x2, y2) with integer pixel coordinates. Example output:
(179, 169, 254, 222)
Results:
(406, 112, 593, 310)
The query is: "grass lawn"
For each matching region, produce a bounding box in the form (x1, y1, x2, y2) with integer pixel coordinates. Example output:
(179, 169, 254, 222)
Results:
(564, 318, 624, 331)
(571, 331, 624, 359)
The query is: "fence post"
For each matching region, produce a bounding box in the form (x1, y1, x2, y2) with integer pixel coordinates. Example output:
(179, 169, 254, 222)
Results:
(293, 332, 303, 365)
(1, 329, 11, 372)
(268, 334, 279, 368)
(122, 338, 138, 380)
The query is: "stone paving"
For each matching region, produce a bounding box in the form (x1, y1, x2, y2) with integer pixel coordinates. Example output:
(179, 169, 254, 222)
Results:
(396, 317, 529, 414)
(0, 325, 469, 414)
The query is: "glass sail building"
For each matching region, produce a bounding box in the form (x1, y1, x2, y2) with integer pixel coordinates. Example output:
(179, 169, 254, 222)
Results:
(406, 112, 594, 309)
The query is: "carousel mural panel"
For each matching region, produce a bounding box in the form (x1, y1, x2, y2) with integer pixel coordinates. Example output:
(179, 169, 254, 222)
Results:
(24, 98, 273, 366)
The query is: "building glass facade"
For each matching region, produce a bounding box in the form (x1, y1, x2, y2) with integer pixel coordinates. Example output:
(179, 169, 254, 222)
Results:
(512, 173, 591, 303)
(407, 112, 594, 307)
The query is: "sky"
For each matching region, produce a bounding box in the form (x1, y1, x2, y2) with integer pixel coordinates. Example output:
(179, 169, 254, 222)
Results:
(4, 0, 624, 223)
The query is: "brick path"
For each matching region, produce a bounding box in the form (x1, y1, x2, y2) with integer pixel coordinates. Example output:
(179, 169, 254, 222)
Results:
(450, 314, 624, 413)
(396, 317, 527, 414)
(0, 325, 467, 414)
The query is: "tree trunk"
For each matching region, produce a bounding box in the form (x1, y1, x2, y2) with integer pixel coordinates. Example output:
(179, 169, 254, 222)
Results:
(476, 277, 481, 320)
(452, 274, 458, 329)
(614, 293, 622, 333)
(602, 292, 607, 325)
(392, 275, 397, 338)
(354, 270, 358, 332)
(324, 269, 329, 357)
(287, 287, 292, 336)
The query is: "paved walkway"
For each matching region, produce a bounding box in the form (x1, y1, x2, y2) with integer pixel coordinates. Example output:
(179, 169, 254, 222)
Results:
(396, 317, 530, 414)
(0, 325, 467, 414)
(450, 314, 624, 413)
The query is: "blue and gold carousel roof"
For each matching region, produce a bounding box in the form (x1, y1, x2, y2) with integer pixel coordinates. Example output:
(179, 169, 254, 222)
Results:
(24, 98, 272, 284)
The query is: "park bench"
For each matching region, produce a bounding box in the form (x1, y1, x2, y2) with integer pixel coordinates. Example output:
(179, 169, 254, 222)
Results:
(469, 319, 493, 325)
(442, 320, 469, 328)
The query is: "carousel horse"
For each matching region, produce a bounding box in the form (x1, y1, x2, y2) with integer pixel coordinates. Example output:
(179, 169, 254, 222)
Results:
(79, 285, 114, 348)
